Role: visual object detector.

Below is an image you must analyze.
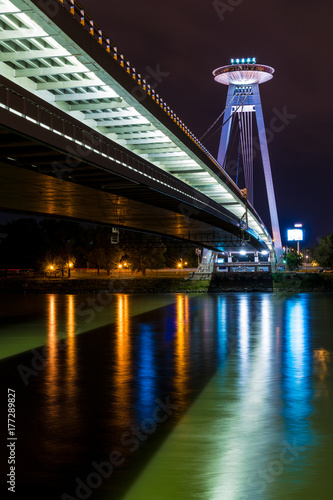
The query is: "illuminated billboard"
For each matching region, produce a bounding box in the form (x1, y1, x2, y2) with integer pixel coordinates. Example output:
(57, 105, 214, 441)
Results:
(287, 229, 303, 241)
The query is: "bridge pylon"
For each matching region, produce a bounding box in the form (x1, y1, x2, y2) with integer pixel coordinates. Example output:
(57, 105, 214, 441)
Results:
(212, 58, 283, 264)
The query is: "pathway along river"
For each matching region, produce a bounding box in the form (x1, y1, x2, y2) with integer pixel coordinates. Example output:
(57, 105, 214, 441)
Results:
(0, 292, 333, 499)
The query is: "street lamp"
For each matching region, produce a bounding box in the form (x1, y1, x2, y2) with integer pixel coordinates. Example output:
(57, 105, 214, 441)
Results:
(49, 264, 55, 278)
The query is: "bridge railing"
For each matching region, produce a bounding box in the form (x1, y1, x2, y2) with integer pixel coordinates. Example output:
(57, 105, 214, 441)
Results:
(54, 0, 240, 189)
(0, 82, 241, 224)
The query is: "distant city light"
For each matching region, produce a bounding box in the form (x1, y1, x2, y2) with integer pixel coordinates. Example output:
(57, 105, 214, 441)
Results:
(287, 229, 303, 241)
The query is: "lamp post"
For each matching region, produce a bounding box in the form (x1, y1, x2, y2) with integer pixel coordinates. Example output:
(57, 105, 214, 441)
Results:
(49, 265, 55, 278)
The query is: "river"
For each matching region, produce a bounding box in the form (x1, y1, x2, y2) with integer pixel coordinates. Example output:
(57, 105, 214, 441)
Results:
(0, 292, 333, 499)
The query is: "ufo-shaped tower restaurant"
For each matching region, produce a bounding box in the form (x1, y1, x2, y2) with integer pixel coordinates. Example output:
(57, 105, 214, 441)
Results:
(212, 58, 283, 262)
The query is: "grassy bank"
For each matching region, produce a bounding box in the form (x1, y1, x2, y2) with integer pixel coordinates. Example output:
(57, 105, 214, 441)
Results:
(272, 272, 333, 292)
(0, 277, 210, 294)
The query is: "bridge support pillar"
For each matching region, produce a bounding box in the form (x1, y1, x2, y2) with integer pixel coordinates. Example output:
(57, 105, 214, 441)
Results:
(192, 248, 216, 279)
(269, 251, 276, 272)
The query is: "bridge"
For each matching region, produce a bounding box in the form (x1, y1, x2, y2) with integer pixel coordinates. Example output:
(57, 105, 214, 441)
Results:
(0, 0, 275, 260)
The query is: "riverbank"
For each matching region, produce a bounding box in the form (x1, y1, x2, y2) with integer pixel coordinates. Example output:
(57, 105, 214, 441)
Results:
(0, 272, 332, 294)
(272, 271, 333, 292)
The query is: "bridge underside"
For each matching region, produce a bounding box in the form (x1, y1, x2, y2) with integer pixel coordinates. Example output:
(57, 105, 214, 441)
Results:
(0, 131, 263, 252)
(0, 162, 258, 253)
(0, 75, 271, 252)
(0, 0, 274, 255)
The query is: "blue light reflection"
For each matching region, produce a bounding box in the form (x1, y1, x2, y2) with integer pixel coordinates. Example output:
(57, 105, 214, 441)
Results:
(136, 323, 156, 421)
(282, 295, 313, 447)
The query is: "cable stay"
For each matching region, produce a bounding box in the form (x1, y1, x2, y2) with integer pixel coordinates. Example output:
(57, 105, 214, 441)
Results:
(200, 91, 249, 144)
(236, 140, 240, 186)
(226, 89, 253, 206)
(199, 92, 237, 141)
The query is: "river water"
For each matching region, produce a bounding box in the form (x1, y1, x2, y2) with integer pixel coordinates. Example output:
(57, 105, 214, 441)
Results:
(0, 292, 333, 499)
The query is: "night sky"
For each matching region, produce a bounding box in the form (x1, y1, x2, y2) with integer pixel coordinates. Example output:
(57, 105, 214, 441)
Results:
(78, 0, 333, 247)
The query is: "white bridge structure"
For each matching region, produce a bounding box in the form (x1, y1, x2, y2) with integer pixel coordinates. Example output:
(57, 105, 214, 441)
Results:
(0, 0, 283, 268)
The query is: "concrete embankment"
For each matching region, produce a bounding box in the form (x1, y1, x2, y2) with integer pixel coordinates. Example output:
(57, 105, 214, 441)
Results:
(0, 273, 271, 294)
(0, 272, 332, 294)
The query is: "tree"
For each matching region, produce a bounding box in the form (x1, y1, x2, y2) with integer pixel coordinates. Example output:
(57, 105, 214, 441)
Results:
(38, 251, 64, 277)
(314, 234, 333, 268)
(88, 227, 124, 275)
(164, 244, 198, 268)
(124, 238, 166, 275)
(286, 251, 303, 271)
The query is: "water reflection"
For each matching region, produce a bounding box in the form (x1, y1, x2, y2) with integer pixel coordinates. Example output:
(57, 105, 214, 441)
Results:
(216, 296, 228, 362)
(174, 294, 190, 408)
(44, 296, 78, 413)
(238, 294, 250, 379)
(45, 294, 59, 416)
(313, 349, 330, 381)
(136, 323, 156, 420)
(313, 348, 330, 404)
(283, 296, 313, 447)
(4, 292, 333, 500)
(114, 294, 132, 427)
(66, 295, 76, 396)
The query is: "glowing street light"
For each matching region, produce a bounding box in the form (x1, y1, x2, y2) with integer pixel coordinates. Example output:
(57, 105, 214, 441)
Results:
(67, 261, 73, 278)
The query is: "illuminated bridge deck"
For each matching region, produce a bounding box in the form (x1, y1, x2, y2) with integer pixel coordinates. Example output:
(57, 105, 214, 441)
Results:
(0, 0, 273, 251)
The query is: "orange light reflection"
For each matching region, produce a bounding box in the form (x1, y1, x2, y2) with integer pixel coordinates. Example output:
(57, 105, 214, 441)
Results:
(66, 295, 77, 396)
(175, 295, 190, 407)
(114, 294, 132, 427)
